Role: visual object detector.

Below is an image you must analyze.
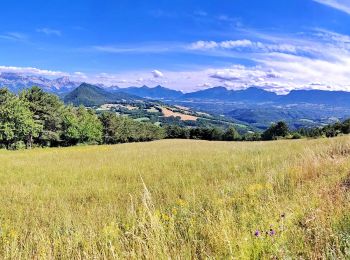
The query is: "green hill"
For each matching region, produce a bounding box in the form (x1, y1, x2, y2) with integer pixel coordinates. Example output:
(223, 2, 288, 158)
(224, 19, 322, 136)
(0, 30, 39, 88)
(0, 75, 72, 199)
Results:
(63, 83, 139, 106)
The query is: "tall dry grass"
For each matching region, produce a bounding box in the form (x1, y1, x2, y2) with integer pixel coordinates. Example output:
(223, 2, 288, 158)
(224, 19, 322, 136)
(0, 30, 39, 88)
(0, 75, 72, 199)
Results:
(0, 137, 349, 258)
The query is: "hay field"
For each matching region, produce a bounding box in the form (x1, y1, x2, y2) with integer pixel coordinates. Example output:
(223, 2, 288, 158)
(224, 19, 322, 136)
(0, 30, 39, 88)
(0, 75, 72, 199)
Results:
(0, 138, 350, 258)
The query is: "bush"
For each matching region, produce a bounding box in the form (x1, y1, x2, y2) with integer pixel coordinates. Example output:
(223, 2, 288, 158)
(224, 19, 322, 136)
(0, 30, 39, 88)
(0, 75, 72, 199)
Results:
(291, 132, 302, 139)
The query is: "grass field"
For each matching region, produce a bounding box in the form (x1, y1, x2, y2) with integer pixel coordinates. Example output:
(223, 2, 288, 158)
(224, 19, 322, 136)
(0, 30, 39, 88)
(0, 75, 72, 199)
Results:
(0, 138, 350, 259)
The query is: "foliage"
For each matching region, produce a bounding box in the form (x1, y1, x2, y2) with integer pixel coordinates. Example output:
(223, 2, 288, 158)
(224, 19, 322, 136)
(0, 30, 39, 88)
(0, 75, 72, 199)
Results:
(60, 106, 102, 145)
(298, 119, 350, 139)
(0, 87, 164, 149)
(20, 86, 64, 146)
(223, 126, 241, 141)
(100, 112, 165, 144)
(0, 88, 42, 149)
(262, 121, 289, 140)
(164, 125, 190, 139)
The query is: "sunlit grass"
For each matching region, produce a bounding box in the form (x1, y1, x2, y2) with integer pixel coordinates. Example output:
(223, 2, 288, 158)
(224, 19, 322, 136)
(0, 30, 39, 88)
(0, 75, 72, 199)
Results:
(0, 137, 349, 258)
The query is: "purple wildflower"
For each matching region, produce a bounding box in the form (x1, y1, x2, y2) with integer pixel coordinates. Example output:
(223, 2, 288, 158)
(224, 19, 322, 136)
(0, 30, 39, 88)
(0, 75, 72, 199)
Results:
(269, 229, 276, 236)
(254, 230, 260, 237)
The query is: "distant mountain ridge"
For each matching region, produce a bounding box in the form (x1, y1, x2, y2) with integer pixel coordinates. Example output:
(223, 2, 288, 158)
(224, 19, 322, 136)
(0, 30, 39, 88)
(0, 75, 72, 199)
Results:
(181, 86, 279, 103)
(117, 85, 183, 99)
(2, 73, 350, 107)
(115, 86, 350, 107)
(0, 72, 80, 94)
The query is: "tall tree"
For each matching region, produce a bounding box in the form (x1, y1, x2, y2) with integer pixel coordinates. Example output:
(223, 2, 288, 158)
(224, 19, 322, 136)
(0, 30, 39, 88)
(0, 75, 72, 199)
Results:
(20, 87, 64, 147)
(0, 88, 42, 149)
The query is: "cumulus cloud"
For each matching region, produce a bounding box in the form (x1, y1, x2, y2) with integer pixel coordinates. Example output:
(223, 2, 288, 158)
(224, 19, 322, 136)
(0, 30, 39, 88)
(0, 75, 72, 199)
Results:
(313, 0, 350, 14)
(152, 70, 164, 78)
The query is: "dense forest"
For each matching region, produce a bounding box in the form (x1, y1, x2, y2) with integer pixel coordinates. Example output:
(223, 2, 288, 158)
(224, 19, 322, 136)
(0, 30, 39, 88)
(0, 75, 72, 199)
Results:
(0, 86, 349, 150)
(0, 87, 164, 149)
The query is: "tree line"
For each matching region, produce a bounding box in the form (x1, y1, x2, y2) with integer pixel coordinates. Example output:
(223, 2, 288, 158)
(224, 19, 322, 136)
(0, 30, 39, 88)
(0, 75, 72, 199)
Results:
(297, 120, 350, 138)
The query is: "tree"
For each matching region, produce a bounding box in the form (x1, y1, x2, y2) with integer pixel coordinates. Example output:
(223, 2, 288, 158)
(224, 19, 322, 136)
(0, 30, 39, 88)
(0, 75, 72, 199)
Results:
(262, 121, 289, 140)
(20, 87, 64, 146)
(165, 125, 190, 139)
(341, 119, 350, 134)
(223, 127, 241, 141)
(76, 107, 103, 144)
(0, 88, 42, 149)
(99, 112, 165, 144)
(61, 106, 102, 145)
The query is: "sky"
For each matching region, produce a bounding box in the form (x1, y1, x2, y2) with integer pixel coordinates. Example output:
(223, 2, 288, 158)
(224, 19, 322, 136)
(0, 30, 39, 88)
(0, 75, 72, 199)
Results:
(1, 0, 350, 93)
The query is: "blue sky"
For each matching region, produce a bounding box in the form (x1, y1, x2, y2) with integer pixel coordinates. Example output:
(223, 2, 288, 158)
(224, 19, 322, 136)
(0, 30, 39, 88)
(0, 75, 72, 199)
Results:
(1, 0, 350, 92)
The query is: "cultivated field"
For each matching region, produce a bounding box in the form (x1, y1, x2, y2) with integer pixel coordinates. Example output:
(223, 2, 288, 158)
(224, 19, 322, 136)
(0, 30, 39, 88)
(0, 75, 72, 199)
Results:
(0, 138, 350, 259)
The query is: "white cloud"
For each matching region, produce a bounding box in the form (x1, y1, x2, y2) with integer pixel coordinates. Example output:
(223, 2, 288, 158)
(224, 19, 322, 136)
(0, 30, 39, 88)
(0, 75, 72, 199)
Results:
(188, 39, 299, 54)
(189, 40, 253, 50)
(152, 70, 164, 78)
(0, 32, 28, 42)
(36, 28, 62, 36)
(74, 72, 87, 79)
(0, 66, 68, 77)
(313, 0, 350, 14)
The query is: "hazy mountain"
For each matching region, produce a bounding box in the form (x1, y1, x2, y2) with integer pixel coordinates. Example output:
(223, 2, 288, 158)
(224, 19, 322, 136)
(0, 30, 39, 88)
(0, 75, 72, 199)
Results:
(182, 87, 278, 103)
(279, 89, 350, 107)
(114, 85, 183, 100)
(0, 73, 80, 93)
(64, 83, 139, 106)
(179, 86, 350, 107)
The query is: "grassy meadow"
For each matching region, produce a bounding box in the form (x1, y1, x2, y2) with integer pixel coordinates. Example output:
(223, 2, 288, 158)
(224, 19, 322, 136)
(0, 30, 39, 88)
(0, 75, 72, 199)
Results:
(0, 137, 350, 258)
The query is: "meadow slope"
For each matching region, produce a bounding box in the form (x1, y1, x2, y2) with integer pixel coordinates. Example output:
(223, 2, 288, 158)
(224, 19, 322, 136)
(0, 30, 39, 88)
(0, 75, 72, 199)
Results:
(0, 138, 350, 258)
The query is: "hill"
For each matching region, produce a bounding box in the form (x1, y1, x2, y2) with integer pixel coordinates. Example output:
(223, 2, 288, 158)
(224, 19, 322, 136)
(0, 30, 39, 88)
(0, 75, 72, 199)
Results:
(63, 83, 139, 106)
(0, 137, 349, 258)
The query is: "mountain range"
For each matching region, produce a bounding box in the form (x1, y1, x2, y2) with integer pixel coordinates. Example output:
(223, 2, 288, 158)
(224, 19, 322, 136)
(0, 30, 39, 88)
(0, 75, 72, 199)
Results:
(2, 73, 350, 108)
(0, 72, 80, 94)
(109, 85, 183, 100)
